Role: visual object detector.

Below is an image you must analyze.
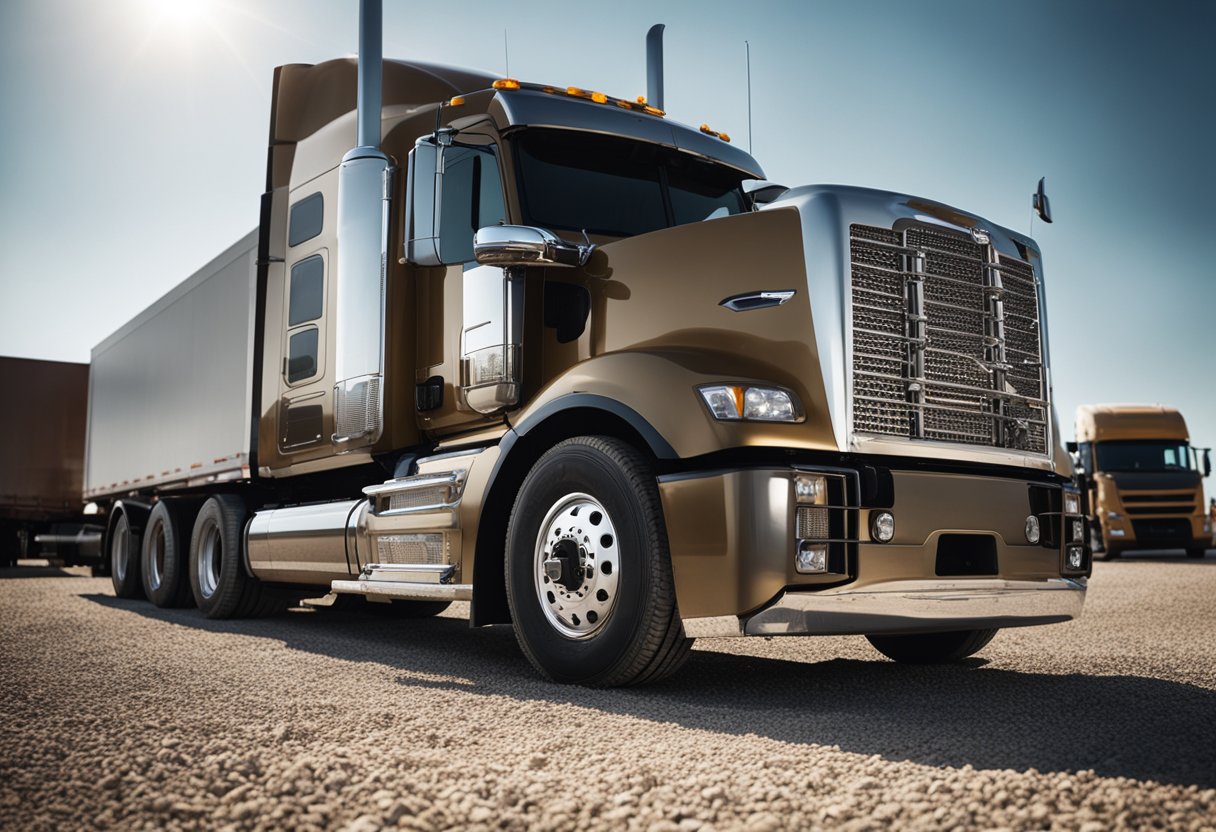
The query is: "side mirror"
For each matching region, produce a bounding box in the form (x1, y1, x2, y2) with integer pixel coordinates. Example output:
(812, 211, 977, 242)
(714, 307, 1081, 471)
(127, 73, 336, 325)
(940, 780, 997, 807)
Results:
(1033, 177, 1053, 224)
(1066, 441, 1078, 453)
(405, 136, 443, 266)
(474, 225, 594, 268)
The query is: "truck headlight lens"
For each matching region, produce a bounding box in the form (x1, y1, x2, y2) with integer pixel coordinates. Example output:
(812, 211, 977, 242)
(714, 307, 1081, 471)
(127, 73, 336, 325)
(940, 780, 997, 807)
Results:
(794, 474, 826, 505)
(1025, 515, 1041, 544)
(697, 385, 802, 423)
(1063, 490, 1080, 515)
(795, 541, 828, 574)
(1071, 518, 1084, 543)
(870, 511, 895, 543)
(1066, 545, 1085, 571)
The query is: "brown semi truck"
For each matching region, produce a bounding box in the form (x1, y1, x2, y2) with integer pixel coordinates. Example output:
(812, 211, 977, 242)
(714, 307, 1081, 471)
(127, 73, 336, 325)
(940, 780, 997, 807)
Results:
(0, 356, 102, 568)
(1070, 404, 1212, 559)
(83, 6, 1088, 685)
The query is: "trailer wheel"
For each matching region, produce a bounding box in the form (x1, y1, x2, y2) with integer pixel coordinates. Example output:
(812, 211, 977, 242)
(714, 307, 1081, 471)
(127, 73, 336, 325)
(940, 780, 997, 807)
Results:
(189, 495, 283, 618)
(866, 628, 998, 664)
(505, 436, 690, 686)
(109, 512, 144, 599)
(141, 501, 195, 608)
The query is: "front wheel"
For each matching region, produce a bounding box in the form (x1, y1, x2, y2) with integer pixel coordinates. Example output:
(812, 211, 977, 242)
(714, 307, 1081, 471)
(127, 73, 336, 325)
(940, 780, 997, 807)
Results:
(505, 437, 691, 686)
(866, 628, 998, 664)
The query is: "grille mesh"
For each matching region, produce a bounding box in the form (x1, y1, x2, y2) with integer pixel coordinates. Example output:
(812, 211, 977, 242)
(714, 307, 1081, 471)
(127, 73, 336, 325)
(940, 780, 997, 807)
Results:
(796, 506, 831, 540)
(850, 223, 1047, 453)
(375, 534, 447, 565)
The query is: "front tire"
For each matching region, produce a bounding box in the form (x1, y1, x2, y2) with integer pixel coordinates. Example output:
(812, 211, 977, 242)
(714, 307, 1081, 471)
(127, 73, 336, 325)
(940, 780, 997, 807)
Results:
(505, 437, 691, 686)
(189, 495, 284, 618)
(109, 512, 144, 599)
(141, 501, 195, 608)
(866, 628, 998, 664)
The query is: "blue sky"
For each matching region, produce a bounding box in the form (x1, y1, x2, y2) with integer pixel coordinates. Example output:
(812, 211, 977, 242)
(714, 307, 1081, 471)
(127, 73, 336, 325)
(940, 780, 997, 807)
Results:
(1, 0, 1213, 451)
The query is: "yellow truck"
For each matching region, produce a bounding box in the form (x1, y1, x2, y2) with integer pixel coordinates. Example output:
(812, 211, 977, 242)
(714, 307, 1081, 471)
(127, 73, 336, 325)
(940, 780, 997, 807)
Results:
(81, 4, 1089, 685)
(1070, 405, 1212, 559)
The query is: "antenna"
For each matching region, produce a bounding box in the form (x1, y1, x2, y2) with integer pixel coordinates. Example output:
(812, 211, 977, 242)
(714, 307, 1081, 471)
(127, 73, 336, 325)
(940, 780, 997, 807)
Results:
(504, 28, 509, 77)
(745, 40, 753, 154)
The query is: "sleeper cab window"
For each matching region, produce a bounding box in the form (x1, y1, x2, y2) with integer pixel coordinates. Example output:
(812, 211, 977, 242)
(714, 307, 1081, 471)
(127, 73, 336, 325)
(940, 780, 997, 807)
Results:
(288, 192, 324, 247)
(287, 327, 319, 384)
(288, 255, 324, 326)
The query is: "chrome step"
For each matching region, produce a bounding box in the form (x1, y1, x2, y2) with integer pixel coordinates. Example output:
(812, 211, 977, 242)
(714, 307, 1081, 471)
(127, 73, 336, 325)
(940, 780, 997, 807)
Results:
(331, 578, 472, 601)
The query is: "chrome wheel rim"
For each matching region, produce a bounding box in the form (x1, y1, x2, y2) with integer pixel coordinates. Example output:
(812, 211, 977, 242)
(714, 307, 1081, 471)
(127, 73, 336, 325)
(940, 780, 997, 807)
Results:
(147, 520, 166, 591)
(111, 520, 128, 583)
(197, 523, 222, 599)
(533, 492, 621, 640)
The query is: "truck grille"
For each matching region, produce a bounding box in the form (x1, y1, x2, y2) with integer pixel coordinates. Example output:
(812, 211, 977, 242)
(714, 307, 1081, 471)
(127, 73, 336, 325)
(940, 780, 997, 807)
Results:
(850, 223, 1048, 453)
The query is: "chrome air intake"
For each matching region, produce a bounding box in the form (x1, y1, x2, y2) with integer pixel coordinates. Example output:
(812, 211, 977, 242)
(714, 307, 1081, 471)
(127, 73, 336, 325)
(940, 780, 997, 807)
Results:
(849, 222, 1048, 453)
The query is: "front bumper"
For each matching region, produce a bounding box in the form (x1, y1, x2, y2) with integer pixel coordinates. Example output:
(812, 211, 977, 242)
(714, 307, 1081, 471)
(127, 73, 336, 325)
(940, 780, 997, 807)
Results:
(660, 461, 1088, 635)
(684, 577, 1086, 637)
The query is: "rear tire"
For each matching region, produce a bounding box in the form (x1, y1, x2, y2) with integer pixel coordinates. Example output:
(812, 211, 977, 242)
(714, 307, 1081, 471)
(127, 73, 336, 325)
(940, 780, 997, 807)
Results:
(141, 501, 195, 608)
(189, 495, 284, 618)
(505, 436, 690, 686)
(109, 512, 144, 599)
(1186, 548, 1207, 559)
(866, 628, 998, 664)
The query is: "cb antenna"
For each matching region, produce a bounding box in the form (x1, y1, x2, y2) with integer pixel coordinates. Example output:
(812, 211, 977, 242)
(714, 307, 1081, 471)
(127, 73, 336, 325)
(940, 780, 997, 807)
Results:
(745, 40, 753, 154)
(504, 28, 509, 77)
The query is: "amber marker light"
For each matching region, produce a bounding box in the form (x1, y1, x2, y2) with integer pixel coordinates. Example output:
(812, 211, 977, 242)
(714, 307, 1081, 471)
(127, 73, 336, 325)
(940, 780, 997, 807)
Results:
(492, 78, 521, 90)
(642, 105, 665, 117)
(718, 132, 731, 143)
(591, 91, 608, 104)
(448, 96, 466, 106)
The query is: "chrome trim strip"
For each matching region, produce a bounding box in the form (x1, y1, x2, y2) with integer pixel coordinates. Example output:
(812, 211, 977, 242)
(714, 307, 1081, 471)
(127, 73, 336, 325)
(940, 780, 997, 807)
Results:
(743, 578, 1085, 636)
(362, 470, 466, 497)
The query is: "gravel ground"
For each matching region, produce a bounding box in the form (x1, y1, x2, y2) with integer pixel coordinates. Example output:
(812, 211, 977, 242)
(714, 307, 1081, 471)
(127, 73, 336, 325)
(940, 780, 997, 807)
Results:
(2, 553, 1214, 831)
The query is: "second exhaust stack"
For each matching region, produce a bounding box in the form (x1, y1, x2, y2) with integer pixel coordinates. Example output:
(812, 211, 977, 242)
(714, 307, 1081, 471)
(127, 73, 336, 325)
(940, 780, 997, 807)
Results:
(647, 23, 665, 111)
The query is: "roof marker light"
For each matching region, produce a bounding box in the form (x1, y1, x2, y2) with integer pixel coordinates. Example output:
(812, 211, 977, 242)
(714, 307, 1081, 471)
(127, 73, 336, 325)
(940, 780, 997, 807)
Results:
(591, 91, 608, 104)
(492, 78, 521, 90)
(448, 96, 466, 106)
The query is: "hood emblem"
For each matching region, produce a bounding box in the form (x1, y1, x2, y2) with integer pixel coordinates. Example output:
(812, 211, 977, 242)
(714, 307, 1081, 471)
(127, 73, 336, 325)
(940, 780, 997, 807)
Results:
(970, 226, 991, 245)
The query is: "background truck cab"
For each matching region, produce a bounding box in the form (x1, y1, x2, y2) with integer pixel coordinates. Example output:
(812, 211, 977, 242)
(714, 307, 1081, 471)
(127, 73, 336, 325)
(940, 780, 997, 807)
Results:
(1071, 404, 1212, 559)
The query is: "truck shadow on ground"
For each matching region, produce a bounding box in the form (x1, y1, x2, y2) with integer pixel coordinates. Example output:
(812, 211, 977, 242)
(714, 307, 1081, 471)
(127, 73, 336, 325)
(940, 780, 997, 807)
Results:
(83, 593, 1216, 789)
(0, 564, 87, 579)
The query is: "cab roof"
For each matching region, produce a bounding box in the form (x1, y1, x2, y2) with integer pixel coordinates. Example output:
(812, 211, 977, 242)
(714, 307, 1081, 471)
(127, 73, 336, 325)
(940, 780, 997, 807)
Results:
(1075, 404, 1190, 443)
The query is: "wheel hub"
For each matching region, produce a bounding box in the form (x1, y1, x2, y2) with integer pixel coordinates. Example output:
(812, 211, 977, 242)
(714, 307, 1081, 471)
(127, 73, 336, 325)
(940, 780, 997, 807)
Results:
(533, 493, 620, 639)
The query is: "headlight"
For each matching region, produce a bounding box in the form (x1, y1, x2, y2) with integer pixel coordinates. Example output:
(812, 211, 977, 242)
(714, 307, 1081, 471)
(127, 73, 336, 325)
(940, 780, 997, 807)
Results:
(1063, 490, 1080, 515)
(698, 384, 803, 423)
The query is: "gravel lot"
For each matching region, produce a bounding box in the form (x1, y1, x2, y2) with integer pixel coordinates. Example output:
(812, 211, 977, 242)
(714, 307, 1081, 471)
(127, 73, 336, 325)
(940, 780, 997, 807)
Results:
(2, 554, 1214, 831)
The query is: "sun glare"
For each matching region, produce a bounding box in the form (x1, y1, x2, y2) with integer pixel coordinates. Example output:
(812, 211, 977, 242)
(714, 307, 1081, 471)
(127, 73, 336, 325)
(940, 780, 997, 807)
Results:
(143, 0, 211, 29)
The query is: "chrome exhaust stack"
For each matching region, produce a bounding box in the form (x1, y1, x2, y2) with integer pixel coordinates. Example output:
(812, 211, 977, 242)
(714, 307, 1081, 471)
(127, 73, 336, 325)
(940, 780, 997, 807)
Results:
(333, 0, 391, 449)
(646, 23, 665, 111)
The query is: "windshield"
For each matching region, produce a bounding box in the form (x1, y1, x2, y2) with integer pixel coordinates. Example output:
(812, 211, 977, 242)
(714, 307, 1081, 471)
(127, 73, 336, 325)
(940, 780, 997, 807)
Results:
(1095, 440, 1193, 473)
(511, 128, 748, 237)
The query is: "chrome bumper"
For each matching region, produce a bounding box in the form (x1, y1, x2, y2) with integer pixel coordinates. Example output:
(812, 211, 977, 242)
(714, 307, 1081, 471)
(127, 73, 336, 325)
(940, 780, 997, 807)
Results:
(682, 578, 1086, 638)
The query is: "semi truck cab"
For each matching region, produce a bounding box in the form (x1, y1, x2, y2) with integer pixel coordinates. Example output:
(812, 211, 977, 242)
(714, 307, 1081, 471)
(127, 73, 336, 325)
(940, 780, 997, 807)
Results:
(86, 40, 1090, 685)
(1071, 404, 1212, 559)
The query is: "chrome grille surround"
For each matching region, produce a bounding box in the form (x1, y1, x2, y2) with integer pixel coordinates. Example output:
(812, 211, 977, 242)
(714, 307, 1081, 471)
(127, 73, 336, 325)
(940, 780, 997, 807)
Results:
(849, 223, 1048, 453)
